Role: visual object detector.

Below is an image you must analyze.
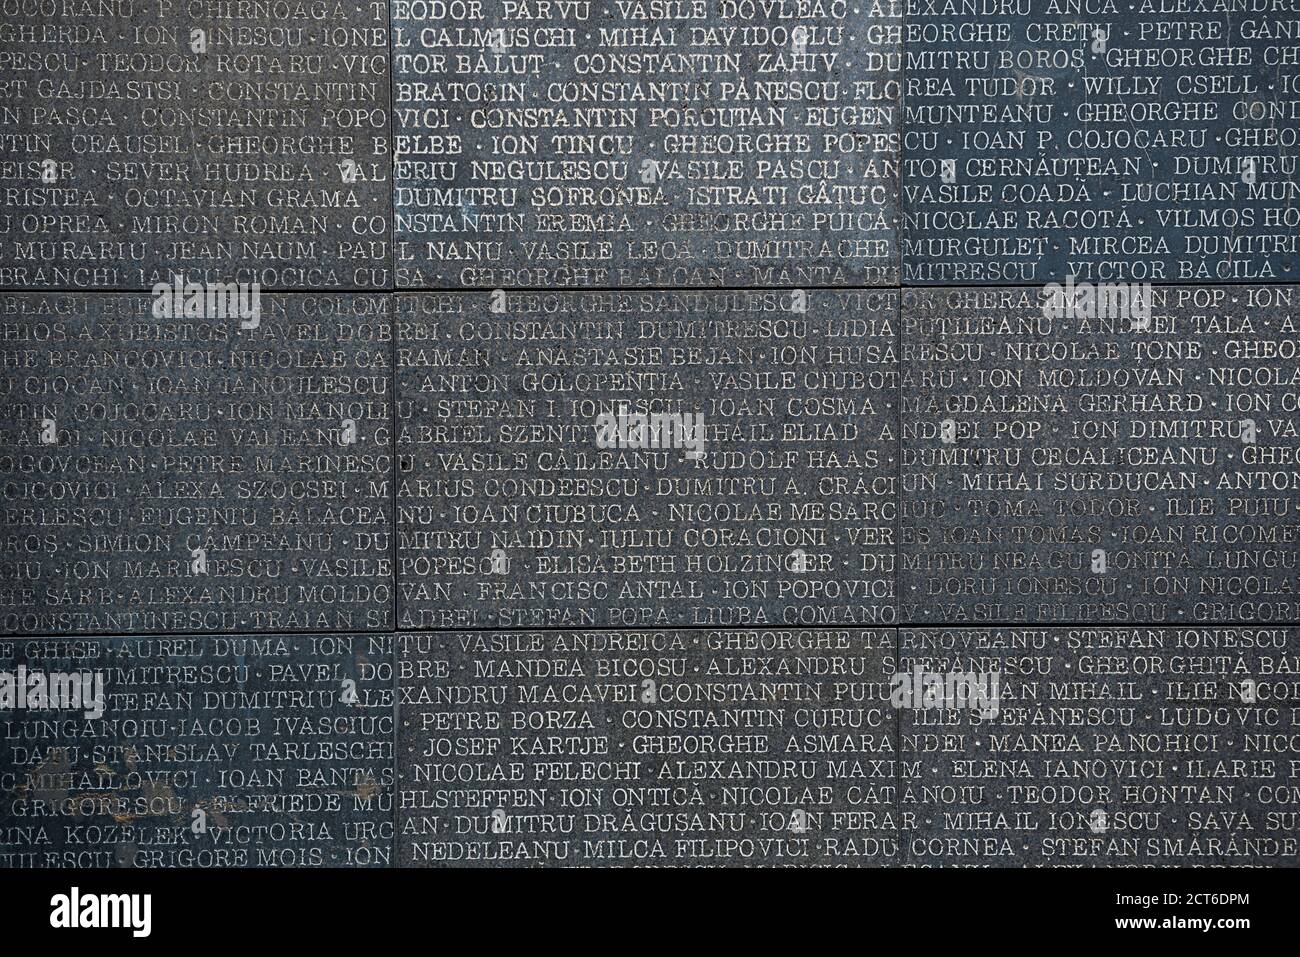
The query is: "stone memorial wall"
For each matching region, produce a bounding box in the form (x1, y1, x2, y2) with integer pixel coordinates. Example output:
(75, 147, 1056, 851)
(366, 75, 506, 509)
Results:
(1, 0, 1298, 867)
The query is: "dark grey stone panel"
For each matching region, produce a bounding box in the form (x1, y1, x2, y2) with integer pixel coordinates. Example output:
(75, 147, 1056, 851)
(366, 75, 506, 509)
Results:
(396, 288, 898, 630)
(899, 626, 1300, 867)
(396, 628, 899, 866)
(0, 632, 394, 867)
(901, 285, 1300, 625)
(901, 2, 1299, 284)
(0, 3, 391, 289)
(392, 0, 900, 288)
(0, 293, 394, 635)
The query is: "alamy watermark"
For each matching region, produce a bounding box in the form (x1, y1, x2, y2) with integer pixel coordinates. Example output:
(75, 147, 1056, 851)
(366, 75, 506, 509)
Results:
(594, 403, 705, 461)
(1041, 275, 1152, 329)
(50, 887, 150, 937)
(151, 274, 261, 329)
(890, 666, 1000, 717)
(1, 666, 104, 719)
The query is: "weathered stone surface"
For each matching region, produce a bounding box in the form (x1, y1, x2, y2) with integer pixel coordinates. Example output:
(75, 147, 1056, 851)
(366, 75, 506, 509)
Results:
(3, 0, 1300, 877)
(0, 293, 394, 635)
(899, 626, 1299, 867)
(0, 3, 391, 289)
(901, 1, 1299, 284)
(396, 628, 898, 866)
(901, 285, 1300, 625)
(0, 632, 394, 867)
(392, 0, 900, 288)
(396, 289, 898, 630)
